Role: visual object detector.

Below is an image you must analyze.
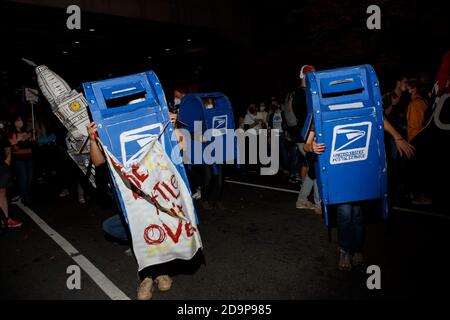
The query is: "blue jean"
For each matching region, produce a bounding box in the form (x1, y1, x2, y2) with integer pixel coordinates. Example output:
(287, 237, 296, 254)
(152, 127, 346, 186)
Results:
(102, 215, 129, 242)
(279, 133, 299, 176)
(337, 204, 364, 255)
(297, 175, 321, 207)
(13, 159, 33, 202)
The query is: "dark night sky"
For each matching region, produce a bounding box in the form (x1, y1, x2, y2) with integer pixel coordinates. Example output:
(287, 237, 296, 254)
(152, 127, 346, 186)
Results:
(1, 0, 449, 115)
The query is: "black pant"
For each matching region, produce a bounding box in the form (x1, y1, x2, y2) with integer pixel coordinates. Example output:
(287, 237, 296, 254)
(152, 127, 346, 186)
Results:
(201, 164, 224, 204)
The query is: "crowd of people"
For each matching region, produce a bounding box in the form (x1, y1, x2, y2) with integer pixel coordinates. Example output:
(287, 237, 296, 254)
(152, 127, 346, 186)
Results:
(237, 64, 437, 214)
(1, 52, 447, 291)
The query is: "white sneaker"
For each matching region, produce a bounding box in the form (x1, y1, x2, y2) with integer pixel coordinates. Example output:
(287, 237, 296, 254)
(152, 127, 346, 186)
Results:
(155, 275, 173, 292)
(296, 200, 315, 210)
(313, 206, 322, 215)
(192, 187, 201, 200)
(58, 189, 70, 197)
(137, 277, 154, 300)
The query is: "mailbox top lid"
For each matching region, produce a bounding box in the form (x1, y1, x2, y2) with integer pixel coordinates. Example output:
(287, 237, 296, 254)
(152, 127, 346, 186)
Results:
(82, 70, 167, 118)
(301, 64, 379, 139)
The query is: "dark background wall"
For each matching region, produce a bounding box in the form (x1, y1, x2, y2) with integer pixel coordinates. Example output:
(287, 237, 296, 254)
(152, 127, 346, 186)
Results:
(1, 0, 449, 116)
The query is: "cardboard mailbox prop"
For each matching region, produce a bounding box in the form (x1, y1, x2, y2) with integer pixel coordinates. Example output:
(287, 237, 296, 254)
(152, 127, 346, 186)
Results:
(302, 65, 388, 226)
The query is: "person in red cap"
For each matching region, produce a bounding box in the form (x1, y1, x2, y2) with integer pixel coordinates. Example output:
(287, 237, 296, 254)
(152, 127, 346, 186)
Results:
(295, 65, 322, 214)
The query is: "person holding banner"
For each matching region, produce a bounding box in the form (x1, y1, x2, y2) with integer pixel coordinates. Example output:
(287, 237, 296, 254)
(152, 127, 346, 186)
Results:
(87, 110, 195, 300)
(87, 121, 174, 300)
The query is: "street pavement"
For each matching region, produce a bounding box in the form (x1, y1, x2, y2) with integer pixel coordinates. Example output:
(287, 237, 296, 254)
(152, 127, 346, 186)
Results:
(1, 171, 449, 300)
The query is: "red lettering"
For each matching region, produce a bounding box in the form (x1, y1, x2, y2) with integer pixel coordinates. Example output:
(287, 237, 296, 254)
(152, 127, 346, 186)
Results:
(170, 175, 178, 190)
(162, 181, 180, 199)
(163, 220, 183, 244)
(132, 164, 149, 183)
(153, 181, 170, 201)
(185, 222, 197, 237)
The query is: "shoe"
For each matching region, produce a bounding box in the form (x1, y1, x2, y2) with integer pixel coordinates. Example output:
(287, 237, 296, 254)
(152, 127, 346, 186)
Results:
(11, 196, 21, 204)
(7, 218, 23, 228)
(58, 189, 70, 197)
(313, 206, 322, 215)
(137, 277, 154, 300)
(296, 200, 314, 210)
(352, 252, 364, 267)
(289, 175, 300, 184)
(338, 251, 352, 271)
(155, 275, 173, 292)
(192, 187, 201, 200)
(202, 201, 213, 211)
(412, 195, 433, 206)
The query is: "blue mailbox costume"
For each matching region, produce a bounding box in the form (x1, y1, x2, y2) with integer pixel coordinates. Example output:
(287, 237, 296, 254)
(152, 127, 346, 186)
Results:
(83, 71, 194, 222)
(178, 92, 238, 167)
(301, 65, 388, 226)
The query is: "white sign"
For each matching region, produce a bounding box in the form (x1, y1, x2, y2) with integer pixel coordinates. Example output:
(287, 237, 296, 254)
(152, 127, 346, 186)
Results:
(105, 140, 202, 271)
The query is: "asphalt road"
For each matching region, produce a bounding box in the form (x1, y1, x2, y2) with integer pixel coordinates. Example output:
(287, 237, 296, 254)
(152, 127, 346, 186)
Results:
(1, 172, 449, 300)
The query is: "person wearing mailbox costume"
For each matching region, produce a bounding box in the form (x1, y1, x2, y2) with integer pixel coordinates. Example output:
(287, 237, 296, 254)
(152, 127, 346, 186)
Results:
(301, 65, 414, 271)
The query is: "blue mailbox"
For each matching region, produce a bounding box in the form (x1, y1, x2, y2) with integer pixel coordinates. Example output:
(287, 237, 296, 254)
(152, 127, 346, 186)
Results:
(301, 65, 388, 226)
(178, 92, 237, 165)
(83, 71, 194, 221)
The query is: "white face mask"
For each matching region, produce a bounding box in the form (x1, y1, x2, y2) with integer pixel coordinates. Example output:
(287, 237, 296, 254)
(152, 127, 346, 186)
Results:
(0, 123, 4, 130)
(205, 104, 214, 109)
(174, 98, 181, 105)
(260, 107, 265, 112)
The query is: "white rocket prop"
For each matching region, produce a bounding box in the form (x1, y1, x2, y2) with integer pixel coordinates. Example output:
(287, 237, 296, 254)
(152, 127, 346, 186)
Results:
(35, 65, 96, 186)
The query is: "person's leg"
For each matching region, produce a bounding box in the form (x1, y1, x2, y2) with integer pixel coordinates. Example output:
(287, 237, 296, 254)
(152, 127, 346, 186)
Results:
(210, 164, 224, 207)
(312, 179, 322, 214)
(288, 143, 300, 177)
(337, 204, 353, 254)
(279, 136, 289, 174)
(25, 159, 34, 203)
(0, 189, 8, 218)
(13, 160, 27, 201)
(337, 204, 353, 271)
(352, 205, 364, 253)
(201, 165, 213, 209)
(296, 175, 315, 209)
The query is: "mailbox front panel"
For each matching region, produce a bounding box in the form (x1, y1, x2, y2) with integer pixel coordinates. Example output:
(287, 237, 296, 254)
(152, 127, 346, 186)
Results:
(303, 65, 388, 225)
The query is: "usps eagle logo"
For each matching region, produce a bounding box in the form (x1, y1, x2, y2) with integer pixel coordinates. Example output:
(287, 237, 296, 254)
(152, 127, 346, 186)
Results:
(330, 122, 372, 165)
(212, 115, 228, 137)
(120, 123, 164, 168)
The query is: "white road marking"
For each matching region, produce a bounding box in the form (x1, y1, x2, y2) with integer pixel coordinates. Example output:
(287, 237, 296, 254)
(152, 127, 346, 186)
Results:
(16, 202, 131, 300)
(225, 180, 447, 219)
(392, 206, 450, 220)
(225, 180, 299, 194)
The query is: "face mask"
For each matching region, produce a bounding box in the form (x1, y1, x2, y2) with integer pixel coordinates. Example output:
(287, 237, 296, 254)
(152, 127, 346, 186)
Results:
(174, 98, 181, 105)
(260, 107, 265, 112)
(205, 104, 213, 109)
